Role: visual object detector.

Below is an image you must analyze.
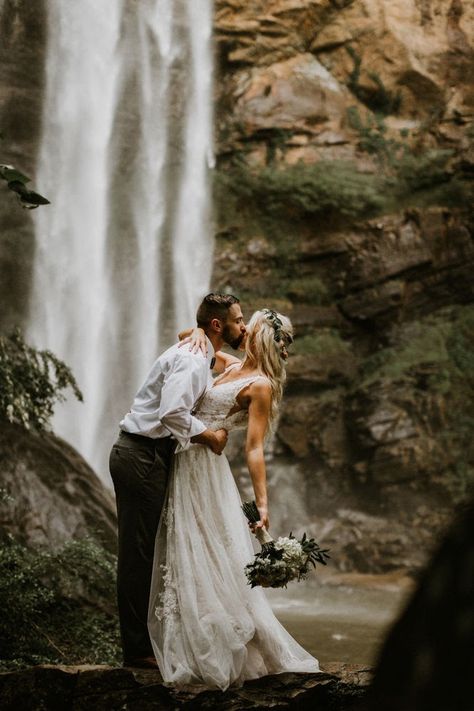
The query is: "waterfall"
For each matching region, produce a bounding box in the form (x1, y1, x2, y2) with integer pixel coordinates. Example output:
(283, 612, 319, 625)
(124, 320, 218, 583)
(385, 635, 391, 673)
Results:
(29, 0, 214, 482)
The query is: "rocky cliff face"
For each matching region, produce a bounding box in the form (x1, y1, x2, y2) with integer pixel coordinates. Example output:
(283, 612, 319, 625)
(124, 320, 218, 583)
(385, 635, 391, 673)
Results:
(213, 0, 474, 571)
(214, 0, 474, 162)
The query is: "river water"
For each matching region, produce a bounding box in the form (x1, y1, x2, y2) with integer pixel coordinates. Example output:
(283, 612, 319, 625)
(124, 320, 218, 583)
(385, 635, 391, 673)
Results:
(269, 575, 411, 666)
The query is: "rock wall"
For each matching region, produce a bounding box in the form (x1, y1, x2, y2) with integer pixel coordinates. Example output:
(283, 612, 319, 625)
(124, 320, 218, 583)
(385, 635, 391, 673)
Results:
(214, 0, 474, 162)
(213, 0, 474, 571)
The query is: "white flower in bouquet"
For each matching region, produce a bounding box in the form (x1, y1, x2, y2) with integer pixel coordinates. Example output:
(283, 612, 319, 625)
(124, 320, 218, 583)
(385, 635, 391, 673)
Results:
(241, 501, 330, 589)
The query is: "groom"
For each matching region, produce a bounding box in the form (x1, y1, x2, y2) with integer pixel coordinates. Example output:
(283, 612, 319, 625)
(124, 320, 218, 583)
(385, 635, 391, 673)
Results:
(109, 292, 247, 668)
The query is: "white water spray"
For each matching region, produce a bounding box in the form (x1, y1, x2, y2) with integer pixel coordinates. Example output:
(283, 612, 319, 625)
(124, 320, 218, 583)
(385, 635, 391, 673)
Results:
(29, 0, 214, 481)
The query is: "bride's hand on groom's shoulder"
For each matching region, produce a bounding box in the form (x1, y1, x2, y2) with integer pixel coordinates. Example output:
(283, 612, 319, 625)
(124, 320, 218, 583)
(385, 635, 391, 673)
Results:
(178, 327, 207, 355)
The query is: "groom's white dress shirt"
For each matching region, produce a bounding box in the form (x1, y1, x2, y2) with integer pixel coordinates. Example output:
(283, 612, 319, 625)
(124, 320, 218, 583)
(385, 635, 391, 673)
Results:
(120, 338, 215, 452)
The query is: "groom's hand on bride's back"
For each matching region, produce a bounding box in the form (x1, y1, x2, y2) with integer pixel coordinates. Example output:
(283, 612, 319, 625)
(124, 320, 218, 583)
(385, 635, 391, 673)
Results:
(191, 427, 228, 455)
(211, 428, 228, 455)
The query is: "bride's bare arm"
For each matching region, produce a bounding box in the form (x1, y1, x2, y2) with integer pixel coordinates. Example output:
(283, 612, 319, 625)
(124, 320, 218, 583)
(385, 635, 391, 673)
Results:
(177, 327, 241, 373)
(177, 326, 207, 355)
(214, 350, 241, 374)
(178, 327, 194, 341)
(245, 380, 272, 530)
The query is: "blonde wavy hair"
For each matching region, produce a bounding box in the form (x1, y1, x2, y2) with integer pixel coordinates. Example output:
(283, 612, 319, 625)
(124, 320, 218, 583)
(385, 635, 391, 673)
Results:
(241, 309, 293, 430)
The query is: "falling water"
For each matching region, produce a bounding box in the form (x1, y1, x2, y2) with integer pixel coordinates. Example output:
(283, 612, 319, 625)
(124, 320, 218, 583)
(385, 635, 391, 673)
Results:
(29, 0, 214, 482)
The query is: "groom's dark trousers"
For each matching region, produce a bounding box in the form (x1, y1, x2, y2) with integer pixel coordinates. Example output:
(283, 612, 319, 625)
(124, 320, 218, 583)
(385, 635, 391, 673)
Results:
(109, 430, 175, 663)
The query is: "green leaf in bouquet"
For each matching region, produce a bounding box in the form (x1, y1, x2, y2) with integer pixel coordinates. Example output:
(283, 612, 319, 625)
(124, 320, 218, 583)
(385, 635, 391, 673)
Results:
(301, 536, 330, 567)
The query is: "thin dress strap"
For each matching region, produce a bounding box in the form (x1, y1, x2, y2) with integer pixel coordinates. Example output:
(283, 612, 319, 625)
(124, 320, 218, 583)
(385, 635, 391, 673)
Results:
(233, 374, 269, 402)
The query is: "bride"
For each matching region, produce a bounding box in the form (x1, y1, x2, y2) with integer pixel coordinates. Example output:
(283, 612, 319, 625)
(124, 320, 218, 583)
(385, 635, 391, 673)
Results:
(148, 309, 319, 690)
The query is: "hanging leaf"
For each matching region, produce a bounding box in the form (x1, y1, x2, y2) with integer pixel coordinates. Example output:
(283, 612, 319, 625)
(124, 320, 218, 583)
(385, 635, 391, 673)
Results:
(0, 164, 31, 184)
(7, 180, 50, 209)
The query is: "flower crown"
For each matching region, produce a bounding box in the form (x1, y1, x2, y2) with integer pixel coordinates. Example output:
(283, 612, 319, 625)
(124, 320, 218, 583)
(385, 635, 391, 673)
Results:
(262, 309, 293, 346)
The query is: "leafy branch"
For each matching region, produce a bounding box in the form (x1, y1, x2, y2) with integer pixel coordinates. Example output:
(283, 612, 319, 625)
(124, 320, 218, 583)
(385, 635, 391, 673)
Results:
(0, 164, 50, 209)
(0, 330, 83, 430)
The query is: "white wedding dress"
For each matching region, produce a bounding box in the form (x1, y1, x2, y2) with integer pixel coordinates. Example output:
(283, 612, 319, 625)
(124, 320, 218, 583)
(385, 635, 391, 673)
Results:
(148, 374, 319, 690)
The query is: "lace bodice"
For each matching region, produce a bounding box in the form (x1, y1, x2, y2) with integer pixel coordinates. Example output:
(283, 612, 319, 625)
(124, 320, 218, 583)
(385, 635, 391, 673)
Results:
(193, 375, 267, 432)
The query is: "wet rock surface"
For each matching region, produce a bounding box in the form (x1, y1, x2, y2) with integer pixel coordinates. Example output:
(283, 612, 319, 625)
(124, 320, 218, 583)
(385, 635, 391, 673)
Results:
(0, 663, 371, 710)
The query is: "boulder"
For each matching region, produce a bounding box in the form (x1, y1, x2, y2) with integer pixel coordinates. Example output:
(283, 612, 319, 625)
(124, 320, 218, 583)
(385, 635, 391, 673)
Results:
(0, 421, 117, 551)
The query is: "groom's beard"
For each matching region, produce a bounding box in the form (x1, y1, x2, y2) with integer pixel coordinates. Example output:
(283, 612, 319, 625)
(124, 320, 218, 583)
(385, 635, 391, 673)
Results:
(223, 326, 245, 351)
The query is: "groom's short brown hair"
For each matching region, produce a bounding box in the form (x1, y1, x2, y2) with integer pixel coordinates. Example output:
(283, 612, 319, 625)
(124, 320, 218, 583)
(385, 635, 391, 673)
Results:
(196, 293, 239, 328)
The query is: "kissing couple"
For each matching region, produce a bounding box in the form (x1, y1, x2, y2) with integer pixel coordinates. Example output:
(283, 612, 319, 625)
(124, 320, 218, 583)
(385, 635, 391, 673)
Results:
(109, 292, 319, 690)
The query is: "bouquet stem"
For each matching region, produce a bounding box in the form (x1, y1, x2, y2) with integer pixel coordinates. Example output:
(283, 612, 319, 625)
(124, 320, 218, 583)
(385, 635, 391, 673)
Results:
(254, 526, 273, 546)
(242, 500, 274, 547)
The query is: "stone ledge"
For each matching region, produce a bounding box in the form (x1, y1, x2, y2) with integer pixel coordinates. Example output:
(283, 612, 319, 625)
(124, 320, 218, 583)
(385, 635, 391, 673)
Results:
(0, 662, 371, 710)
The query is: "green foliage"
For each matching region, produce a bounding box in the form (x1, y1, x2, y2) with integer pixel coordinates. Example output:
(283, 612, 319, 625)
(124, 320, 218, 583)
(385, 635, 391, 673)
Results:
(348, 107, 456, 186)
(347, 106, 406, 163)
(346, 46, 402, 116)
(215, 106, 471, 230)
(215, 119, 469, 225)
(346, 46, 362, 96)
(260, 128, 294, 165)
(0, 538, 121, 669)
(446, 307, 474, 386)
(394, 149, 455, 193)
(293, 331, 352, 357)
(359, 315, 452, 387)
(443, 308, 474, 498)
(355, 307, 474, 500)
(0, 330, 83, 430)
(366, 71, 402, 116)
(285, 275, 330, 304)
(217, 160, 386, 219)
(0, 488, 14, 505)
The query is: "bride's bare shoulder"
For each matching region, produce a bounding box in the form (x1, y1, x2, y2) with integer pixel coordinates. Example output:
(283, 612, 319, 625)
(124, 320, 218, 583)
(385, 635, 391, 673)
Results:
(249, 376, 271, 392)
(240, 375, 271, 402)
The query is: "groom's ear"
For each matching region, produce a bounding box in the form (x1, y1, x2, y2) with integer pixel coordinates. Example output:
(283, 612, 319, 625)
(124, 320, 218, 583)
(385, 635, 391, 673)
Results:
(209, 317, 223, 334)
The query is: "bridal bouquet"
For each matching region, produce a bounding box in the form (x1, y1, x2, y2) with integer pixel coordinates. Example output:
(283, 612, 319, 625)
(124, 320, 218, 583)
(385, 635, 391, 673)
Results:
(242, 501, 330, 589)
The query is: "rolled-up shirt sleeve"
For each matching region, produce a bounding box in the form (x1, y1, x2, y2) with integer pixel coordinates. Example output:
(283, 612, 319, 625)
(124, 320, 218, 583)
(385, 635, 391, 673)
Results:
(157, 353, 208, 451)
